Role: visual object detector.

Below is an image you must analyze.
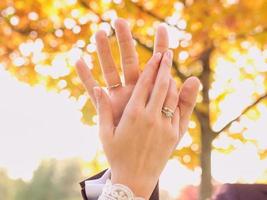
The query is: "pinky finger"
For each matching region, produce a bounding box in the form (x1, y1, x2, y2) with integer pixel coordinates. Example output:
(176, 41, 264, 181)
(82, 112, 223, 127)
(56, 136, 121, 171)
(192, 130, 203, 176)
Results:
(76, 58, 99, 107)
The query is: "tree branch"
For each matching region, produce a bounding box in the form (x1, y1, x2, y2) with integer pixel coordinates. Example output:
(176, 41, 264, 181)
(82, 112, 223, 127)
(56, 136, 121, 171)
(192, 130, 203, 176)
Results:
(2, 17, 31, 35)
(129, 1, 216, 79)
(130, 2, 165, 21)
(215, 93, 267, 134)
(131, 1, 267, 41)
(130, 1, 185, 31)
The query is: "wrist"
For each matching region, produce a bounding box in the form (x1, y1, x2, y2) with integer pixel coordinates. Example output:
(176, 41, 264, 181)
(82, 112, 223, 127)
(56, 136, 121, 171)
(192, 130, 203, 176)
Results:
(111, 175, 156, 200)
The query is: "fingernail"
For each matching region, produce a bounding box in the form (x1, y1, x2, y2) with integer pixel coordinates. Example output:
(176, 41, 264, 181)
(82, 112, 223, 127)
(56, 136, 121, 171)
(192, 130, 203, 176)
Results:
(166, 50, 173, 67)
(167, 50, 173, 59)
(155, 52, 162, 60)
(93, 87, 102, 102)
(165, 51, 170, 59)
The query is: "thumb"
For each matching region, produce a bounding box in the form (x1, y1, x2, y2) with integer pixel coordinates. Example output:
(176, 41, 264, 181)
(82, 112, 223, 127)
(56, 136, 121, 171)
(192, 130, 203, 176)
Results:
(93, 87, 114, 142)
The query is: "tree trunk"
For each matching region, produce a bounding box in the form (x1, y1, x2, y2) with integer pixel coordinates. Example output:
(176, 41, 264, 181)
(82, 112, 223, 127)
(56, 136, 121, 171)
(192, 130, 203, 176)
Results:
(198, 48, 214, 200)
(198, 112, 213, 200)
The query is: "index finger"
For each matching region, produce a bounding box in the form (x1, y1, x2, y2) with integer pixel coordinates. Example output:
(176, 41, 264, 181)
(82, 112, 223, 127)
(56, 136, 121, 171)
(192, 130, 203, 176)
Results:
(75, 58, 98, 107)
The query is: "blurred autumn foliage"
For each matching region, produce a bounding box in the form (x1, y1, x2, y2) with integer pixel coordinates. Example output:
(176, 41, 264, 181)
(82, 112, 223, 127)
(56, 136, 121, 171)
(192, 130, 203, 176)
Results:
(1, 0, 267, 199)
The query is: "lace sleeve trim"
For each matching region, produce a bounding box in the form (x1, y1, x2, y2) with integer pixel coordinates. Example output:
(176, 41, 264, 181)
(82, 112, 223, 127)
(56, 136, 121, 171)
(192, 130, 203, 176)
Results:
(98, 179, 145, 200)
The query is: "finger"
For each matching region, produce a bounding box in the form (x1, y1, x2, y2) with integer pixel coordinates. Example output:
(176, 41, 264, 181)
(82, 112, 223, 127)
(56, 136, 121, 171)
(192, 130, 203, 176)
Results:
(146, 50, 173, 112)
(114, 18, 139, 85)
(94, 87, 114, 143)
(172, 106, 181, 148)
(162, 79, 179, 121)
(150, 23, 169, 99)
(172, 106, 180, 131)
(128, 52, 162, 107)
(153, 24, 169, 54)
(95, 30, 121, 87)
(138, 24, 168, 93)
(178, 76, 200, 134)
(75, 58, 98, 107)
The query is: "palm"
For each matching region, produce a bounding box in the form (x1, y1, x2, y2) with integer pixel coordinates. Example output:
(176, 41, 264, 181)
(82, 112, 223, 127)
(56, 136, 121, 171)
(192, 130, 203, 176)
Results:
(109, 85, 134, 125)
(76, 18, 200, 135)
(76, 18, 165, 125)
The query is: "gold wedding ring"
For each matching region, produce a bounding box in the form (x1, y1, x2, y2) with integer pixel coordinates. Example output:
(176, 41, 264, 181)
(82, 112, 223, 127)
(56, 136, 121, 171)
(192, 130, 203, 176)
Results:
(162, 107, 175, 118)
(107, 83, 122, 90)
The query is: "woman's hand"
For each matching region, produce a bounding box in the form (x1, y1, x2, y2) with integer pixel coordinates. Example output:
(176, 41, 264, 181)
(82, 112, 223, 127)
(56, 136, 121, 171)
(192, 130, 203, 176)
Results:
(93, 50, 200, 199)
(76, 18, 169, 126)
(76, 17, 200, 199)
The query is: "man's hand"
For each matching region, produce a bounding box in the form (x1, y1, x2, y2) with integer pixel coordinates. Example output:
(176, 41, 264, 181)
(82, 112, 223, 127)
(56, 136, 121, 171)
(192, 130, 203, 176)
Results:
(76, 17, 200, 145)
(76, 18, 173, 126)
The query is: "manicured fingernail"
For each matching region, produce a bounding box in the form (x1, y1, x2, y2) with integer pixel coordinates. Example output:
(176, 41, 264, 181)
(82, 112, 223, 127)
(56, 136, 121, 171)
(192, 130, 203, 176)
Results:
(93, 87, 102, 102)
(166, 50, 173, 67)
(167, 50, 173, 59)
(155, 52, 162, 60)
(165, 51, 170, 59)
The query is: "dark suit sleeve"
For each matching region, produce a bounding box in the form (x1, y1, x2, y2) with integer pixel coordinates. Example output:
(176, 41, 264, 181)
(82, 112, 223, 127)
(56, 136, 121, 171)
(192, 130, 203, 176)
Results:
(213, 184, 267, 200)
(149, 183, 159, 200)
(213, 184, 238, 200)
(79, 169, 160, 200)
(80, 169, 108, 200)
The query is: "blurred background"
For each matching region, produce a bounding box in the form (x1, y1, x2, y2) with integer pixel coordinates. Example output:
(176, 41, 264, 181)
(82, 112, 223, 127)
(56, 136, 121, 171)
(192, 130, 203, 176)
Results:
(0, 0, 267, 199)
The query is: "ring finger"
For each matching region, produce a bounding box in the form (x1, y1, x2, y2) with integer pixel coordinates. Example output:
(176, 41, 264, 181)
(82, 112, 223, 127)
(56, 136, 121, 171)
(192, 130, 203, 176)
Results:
(95, 30, 121, 88)
(162, 79, 179, 122)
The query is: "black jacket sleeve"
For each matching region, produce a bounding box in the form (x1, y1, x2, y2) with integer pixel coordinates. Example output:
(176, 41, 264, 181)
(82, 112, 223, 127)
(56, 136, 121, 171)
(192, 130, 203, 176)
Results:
(213, 184, 267, 200)
(80, 169, 160, 200)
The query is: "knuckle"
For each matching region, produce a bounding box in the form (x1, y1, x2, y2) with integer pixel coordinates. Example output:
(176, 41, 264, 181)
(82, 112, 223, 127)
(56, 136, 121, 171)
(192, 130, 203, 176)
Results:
(140, 74, 152, 86)
(155, 44, 167, 52)
(163, 59, 169, 66)
(104, 68, 117, 77)
(123, 55, 137, 66)
(126, 107, 141, 121)
(146, 117, 156, 127)
(127, 111, 138, 121)
(150, 56, 160, 65)
(169, 90, 178, 99)
(168, 131, 179, 144)
(146, 54, 160, 68)
(159, 79, 169, 90)
(144, 112, 157, 126)
(118, 38, 129, 46)
(180, 98, 195, 108)
(162, 56, 170, 67)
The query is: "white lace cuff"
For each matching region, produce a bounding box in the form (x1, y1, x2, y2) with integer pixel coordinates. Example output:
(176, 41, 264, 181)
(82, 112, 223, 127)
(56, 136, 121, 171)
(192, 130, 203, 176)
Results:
(98, 179, 145, 200)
